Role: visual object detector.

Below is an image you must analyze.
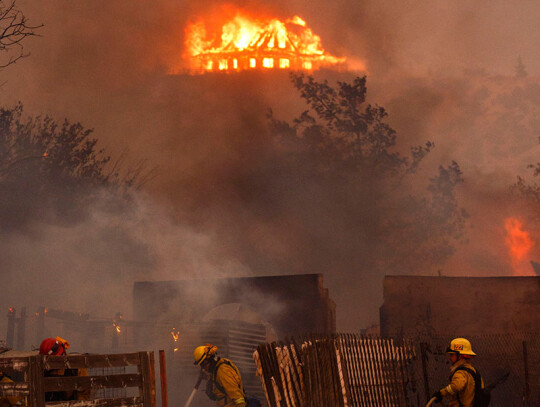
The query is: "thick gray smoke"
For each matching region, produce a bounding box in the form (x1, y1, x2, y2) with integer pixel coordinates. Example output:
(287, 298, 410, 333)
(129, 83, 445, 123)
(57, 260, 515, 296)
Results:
(1, 0, 539, 332)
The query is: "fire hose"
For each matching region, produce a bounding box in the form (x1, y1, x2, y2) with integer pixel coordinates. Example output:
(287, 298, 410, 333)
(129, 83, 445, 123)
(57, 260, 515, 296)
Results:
(425, 397, 437, 407)
(183, 374, 203, 407)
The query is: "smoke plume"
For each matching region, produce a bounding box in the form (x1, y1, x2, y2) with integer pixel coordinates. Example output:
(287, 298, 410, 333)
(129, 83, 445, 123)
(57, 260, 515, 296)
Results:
(1, 0, 539, 332)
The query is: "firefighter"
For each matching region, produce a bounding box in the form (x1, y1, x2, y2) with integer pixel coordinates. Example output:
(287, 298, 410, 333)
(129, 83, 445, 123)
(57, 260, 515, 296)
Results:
(39, 337, 69, 357)
(193, 344, 247, 407)
(431, 337, 484, 406)
(39, 337, 89, 402)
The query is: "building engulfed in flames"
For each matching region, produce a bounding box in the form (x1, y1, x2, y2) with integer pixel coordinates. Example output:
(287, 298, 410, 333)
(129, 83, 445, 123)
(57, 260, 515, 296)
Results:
(185, 13, 346, 73)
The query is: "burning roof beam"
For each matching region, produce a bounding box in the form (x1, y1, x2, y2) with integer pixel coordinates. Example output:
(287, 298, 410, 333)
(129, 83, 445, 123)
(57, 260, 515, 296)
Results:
(184, 13, 346, 74)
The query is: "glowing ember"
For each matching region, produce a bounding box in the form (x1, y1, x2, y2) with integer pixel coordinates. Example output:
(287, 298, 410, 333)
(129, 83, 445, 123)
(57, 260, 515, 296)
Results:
(170, 328, 180, 351)
(184, 12, 346, 73)
(504, 217, 535, 276)
(171, 328, 180, 352)
(170, 329, 179, 341)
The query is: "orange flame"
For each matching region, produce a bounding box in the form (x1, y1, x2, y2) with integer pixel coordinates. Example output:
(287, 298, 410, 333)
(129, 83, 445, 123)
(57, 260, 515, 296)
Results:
(113, 321, 121, 334)
(504, 217, 535, 276)
(170, 330, 179, 342)
(184, 12, 346, 73)
(170, 328, 180, 351)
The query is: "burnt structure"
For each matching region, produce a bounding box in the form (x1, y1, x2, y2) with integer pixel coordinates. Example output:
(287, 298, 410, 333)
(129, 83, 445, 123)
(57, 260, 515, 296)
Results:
(133, 274, 336, 338)
(380, 275, 540, 337)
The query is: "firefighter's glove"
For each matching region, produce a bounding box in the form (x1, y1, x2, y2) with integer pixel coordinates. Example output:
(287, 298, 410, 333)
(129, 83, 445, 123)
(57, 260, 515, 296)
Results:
(205, 380, 217, 401)
(431, 390, 443, 403)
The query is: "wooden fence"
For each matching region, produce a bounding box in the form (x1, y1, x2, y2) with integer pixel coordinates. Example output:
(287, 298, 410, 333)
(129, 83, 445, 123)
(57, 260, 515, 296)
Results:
(254, 333, 540, 407)
(0, 352, 156, 407)
(253, 335, 416, 407)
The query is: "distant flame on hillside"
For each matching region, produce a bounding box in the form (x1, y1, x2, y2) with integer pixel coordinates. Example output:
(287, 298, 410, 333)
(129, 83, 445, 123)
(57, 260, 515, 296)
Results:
(184, 12, 346, 73)
(504, 217, 535, 276)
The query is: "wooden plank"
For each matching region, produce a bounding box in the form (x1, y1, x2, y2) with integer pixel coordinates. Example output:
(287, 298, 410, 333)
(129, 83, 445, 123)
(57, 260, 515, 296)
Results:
(43, 374, 142, 392)
(419, 342, 431, 403)
(158, 351, 167, 407)
(28, 354, 46, 407)
(0, 382, 30, 396)
(138, 352, 155, 407)
(257, 344, 277, 407)
(147, 352, 156, 407)
(344, 334, 360, 405)
(45, 396, 143, 407)
(44, 354, 141, 370)
(0, 357, 29, 372)
(43, 309, 90, 322)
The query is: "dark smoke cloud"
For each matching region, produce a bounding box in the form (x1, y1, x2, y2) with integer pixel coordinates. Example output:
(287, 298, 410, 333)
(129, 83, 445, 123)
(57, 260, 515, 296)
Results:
(1, 0, 540, 332)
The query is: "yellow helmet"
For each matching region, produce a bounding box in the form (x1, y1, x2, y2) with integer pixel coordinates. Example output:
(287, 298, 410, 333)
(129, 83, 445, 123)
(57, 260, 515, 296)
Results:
(193, 344, 218, 365)
(446, 337, 476, 356)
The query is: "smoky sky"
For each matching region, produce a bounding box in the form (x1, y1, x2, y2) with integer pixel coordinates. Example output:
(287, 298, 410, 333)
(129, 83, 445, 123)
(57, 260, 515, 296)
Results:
(1, 0, 540, 333)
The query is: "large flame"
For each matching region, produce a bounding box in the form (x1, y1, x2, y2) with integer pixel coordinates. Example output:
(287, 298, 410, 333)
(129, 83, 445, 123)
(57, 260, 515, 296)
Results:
(504, 217, 535, 276)
(184, 12, 346, 73)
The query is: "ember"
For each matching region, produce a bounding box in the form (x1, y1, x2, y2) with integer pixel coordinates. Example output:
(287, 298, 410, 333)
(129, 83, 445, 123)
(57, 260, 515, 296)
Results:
(170, 328, 179, 352)
(184, 12, 346, 73)
(504, 217, 535, 276)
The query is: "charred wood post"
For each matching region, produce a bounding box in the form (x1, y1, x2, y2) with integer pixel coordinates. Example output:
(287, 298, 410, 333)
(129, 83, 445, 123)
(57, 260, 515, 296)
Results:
(35, 306, 46, 346)
(16, 307, 26, 350)
(159, 350, 168, 407)
(419, 342, 431, 404)
(522, 341, 530, 407)
(112, 312, 122, 351)
(6, 308, 16, 348)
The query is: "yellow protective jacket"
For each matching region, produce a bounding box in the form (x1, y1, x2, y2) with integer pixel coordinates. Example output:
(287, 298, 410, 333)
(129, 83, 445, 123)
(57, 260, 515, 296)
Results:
(210, 359, 246, 407)
(440, 359, 483, 407)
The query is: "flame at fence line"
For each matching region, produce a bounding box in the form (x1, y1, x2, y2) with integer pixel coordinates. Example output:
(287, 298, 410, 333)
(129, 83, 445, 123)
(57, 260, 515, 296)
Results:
(504, 217, 535, 276)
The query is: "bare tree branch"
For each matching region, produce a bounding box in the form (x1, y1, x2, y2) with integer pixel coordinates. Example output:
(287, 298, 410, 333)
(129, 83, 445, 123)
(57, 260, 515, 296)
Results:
(0, 0, 42, 69)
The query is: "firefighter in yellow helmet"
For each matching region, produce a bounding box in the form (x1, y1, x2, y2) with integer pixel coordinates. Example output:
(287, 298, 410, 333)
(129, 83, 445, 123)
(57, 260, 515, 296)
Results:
(431, 338, 485, 407)
(193, 344, 247, 407)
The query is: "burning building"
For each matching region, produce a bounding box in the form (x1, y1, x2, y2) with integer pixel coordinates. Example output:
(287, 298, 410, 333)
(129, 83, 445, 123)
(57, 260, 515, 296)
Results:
(184, 13, 346, 73)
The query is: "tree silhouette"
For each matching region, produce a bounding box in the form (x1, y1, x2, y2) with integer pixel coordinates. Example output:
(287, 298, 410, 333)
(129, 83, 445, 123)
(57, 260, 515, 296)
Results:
(268, 74, 467, 274)
(0, 104, 154, 228)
